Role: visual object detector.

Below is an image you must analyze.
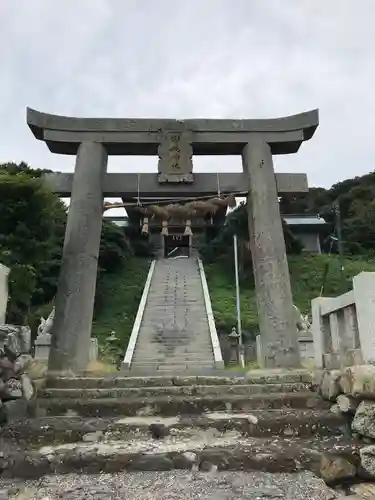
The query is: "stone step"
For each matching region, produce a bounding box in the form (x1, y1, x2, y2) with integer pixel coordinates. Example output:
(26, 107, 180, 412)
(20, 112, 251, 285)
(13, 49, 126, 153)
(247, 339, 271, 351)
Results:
(131, 359, 214, 365)
(130, 362, 215, 369)
(130, 364, 215, 370)
(132, 352, 213, 358)
(125, 368, 224, 377)
(46, 376, 247, 389)
(134, 347, 212, 353)
(0, 410, 349, 449)
(0, 433, 360, 479)
(41, 382, 310, 400)
(33, 392, 329, 417)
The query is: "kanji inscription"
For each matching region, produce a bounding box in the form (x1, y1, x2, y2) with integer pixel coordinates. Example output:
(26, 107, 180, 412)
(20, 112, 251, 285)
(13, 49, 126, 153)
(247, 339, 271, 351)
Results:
(157, 132, 193, 183)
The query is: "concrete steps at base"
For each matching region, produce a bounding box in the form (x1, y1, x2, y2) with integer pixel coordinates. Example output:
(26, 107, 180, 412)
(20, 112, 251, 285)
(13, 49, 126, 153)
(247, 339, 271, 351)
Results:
(0, 410, 349, 449)
(40, 382, 311, 400)
(0, 434, 361, 479)
(32, 392, 329, 417)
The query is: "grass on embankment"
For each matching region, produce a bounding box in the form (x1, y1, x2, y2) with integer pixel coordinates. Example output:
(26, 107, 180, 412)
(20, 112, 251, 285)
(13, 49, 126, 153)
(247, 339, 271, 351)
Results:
(92, 257, 151, 362)
(204, 253, 375, 337)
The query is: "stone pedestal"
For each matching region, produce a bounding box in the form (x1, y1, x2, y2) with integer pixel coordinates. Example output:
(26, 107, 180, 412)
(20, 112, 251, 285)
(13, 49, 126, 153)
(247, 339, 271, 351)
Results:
(0, 264, 10, 324)
(48, 142, 108, 375)
(242, 138, 300, 368)
(35, 333, 98, 363)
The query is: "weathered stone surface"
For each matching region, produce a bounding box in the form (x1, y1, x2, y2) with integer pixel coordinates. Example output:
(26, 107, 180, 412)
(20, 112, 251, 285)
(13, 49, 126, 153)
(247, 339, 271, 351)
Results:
(245, 369, 312, 385)
(352, 400, 375, 438)
(319, 454, 356, 483)
(3, 400, 28, 421)
(337, 394, 359, 413)
(82, 430, 103, 443)
(35, 391, 329, 418)
(0, 264, 10, 327)
(242, 137, 299, 368)
(0, 433, 360, 479)
(3, 378, 22, 399)
(311, 370, 324, 391)
(0, 470, 340, 500)
(48, 141, 108, 375)
(340, 365, 375, 397)
(320, 370, 341, 401)
(13, 354, 32, 374)
(360, 445, 375, 478)
(335, 496, 362, 500)
(0, 325, 31, 358)
(349, 482, 375, 498)
(329, 404, 342, 416)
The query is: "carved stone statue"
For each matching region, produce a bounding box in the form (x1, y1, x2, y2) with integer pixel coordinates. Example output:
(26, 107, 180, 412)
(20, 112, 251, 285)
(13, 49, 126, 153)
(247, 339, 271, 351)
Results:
(293, 304, 311, 333)
(37, 306, 55, 337)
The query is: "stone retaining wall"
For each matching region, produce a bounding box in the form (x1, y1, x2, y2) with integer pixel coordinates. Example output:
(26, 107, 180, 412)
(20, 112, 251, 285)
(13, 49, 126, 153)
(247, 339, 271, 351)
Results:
(315, 364, 375, 483)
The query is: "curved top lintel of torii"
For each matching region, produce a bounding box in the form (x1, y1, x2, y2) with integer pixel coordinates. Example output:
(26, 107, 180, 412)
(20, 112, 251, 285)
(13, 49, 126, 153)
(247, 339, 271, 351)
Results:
(26, 107, 319, 156)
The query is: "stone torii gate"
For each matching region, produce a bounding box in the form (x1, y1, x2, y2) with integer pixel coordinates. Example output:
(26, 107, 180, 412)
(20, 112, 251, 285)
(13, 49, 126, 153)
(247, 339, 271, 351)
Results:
(27, 107, 319, 374)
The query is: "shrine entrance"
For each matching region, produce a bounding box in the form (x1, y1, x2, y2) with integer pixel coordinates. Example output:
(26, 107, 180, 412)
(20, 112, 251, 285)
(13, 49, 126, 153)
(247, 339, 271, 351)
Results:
(27, 106, 319, 373)
(164, 234, 190, 258)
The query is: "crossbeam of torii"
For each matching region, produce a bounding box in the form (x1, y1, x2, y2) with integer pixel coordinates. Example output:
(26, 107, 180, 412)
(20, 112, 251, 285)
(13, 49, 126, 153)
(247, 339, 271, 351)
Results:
(27, 107, 319, 374)
(43, 171, 308, 198)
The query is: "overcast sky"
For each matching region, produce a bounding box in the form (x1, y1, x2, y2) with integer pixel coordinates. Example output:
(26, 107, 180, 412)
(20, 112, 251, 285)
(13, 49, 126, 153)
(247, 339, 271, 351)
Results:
(0, 0, 374, 203)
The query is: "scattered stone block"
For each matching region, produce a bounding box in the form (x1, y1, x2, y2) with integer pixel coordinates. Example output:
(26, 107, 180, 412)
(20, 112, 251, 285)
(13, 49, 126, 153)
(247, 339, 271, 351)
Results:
(352, 400, 375, 438)
(323, 353, 342, 370)
(360, 445, 375, 478)
(149, 423, 170, 439)
(344, 348, 364, 367)
(311, 369, 324, 391)
(319, 454, 357, 483)
(83, 431, 104, 443)
(320, 370, 342, 401)
(337, 394, 359, 413)
(3, 399, 28, 421)
(340, 365, 375, 397)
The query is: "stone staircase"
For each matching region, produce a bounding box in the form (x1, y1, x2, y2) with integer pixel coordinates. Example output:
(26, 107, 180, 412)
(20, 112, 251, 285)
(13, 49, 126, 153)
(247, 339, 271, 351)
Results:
(0, 371, 361, 481)
(127, 257, 220, 374)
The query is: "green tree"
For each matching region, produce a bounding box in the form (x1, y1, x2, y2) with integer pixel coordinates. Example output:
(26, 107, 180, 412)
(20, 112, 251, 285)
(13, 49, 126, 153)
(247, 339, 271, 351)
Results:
(0, 162, 132, 324)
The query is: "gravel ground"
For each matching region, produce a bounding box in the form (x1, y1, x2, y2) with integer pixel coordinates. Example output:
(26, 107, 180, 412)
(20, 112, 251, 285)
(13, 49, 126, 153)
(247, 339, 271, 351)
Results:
(0, 470, 338, 500)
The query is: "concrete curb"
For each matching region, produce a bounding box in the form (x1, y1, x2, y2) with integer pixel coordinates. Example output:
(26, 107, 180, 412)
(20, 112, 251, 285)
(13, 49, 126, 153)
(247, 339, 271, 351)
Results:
(122, 260, 156, 370)
(197, 258, 224, 369)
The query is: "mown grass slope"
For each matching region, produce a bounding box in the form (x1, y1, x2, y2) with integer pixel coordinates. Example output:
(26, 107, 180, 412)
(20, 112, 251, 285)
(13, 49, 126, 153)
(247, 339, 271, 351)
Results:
(204, 253, 375, 338)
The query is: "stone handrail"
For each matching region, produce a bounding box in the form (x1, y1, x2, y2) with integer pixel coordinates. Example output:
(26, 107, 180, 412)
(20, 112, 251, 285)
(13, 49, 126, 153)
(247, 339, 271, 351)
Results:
(122, 260, 156, 370)
(197, 258, 224, 369)
(311, 271, 375, 369)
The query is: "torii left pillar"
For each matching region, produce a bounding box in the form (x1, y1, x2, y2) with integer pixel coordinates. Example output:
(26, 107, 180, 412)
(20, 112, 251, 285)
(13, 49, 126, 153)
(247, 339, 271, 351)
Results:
(48, 142, 108, 375)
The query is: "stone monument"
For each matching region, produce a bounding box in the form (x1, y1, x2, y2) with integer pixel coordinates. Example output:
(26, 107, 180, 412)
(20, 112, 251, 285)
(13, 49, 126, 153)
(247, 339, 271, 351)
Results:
(27, 107, 319, 373)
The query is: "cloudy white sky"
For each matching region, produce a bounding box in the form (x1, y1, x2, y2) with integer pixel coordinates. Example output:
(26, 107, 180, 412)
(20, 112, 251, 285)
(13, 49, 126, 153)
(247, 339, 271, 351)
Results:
(0, 0, 374, 205)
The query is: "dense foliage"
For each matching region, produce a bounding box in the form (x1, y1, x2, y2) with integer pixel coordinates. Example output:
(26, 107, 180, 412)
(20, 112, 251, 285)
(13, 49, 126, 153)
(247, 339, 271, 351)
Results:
(0, 162, 130, 324)
(200, 202, 302, 282)
(280, 171, 375, 254)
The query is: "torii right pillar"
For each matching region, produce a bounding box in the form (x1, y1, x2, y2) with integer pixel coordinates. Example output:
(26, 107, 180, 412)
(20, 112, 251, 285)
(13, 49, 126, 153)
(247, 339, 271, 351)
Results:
(242, 137, 301, 368)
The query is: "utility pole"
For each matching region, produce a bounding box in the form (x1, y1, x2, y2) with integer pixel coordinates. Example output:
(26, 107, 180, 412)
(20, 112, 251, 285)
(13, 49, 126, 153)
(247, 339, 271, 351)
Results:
(334, 200, 345, 287)
(233, 234, 245, 368)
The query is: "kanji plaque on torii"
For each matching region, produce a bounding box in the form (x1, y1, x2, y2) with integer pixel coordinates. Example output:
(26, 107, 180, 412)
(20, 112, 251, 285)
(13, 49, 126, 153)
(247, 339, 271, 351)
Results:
(157, 131, 194, 183)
